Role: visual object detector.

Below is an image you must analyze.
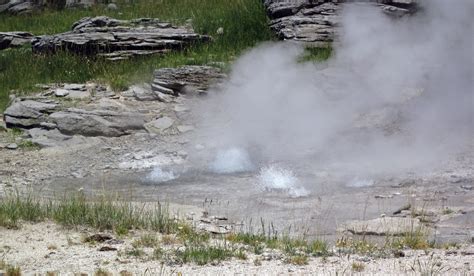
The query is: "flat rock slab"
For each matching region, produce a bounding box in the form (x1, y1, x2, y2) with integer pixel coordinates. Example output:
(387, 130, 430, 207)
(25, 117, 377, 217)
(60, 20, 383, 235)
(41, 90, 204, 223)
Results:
(339, 217, 424, 236)
(263, 0, 418, 45)
(0, 31, 33, 50)
(152, 65, 226, 96)
(50, 108, 146, 137)
(32, 16, 211, 60)
(144, 116, 174, 134)
(4, 100, 58, 128)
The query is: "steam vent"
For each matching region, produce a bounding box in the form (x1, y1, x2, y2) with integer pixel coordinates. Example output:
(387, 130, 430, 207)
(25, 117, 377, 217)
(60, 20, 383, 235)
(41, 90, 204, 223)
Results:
(0, 0, 473, 274)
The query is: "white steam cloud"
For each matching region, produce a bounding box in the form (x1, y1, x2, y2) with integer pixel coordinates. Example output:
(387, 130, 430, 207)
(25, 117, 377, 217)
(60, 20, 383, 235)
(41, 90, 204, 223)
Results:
(193, 0, 473, 180)
(209, 147, 254, 173)
(258, 165, 310, 197)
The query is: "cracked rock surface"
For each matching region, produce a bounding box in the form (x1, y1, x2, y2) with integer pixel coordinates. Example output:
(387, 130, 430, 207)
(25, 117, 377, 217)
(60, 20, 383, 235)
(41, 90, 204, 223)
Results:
(263, 0, 418, 45)
(31, 16, 211, 60)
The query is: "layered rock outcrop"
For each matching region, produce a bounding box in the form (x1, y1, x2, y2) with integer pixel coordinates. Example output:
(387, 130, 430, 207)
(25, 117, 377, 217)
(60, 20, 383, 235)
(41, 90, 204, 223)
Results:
(0, 32, 34, 50)
(32, 16, 211, 60)
(3, 66, 224, 139)
(263, 0, 418, 45)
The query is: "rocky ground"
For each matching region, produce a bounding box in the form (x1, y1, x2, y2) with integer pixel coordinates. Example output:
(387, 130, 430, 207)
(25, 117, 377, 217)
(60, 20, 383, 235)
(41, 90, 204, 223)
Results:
(1, 222, 473, 275)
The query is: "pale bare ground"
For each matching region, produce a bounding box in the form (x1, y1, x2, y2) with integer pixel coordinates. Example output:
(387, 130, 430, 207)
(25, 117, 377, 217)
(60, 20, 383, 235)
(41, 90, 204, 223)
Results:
(1, 222, 472, 275)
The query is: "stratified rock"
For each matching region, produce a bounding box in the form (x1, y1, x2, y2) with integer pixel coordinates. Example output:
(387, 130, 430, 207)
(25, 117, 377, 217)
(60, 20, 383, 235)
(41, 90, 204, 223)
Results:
(339, 217, 424, 236)
(122, 84, 171, 102)
(152, 65, 226, 96)
(50, 108, 146, 137)
(263, 0, 418, 45)
(0, 0, 35, 15)
(32, 16, 211, 60)
(0, 32, 33, 50)
(4, 100, 57, 128)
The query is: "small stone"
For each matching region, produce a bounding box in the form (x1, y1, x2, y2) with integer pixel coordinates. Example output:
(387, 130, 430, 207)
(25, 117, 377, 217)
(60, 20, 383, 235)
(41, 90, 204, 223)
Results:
(106, 3, 118, 11)
(6, 143, 18, 150)
(98, 246, 117, 251)
(63, 83, 86, 90)
(85, 233, 113, 243)
(375, 194, 393, 199)
(216, 27, 224, 35)
(54, 88, 69, 97)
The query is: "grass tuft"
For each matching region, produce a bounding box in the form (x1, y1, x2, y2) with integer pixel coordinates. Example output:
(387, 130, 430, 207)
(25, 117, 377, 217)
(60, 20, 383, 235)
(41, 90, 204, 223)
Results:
(352, 262, 365, 272)
(0, 260, 21, 276)
(176, 246, 235, 265)
(284, 255, 308, 265)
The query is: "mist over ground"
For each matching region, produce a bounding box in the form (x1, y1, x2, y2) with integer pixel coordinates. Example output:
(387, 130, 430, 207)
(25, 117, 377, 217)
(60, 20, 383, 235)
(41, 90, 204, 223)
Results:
(191, 0, 473, 181)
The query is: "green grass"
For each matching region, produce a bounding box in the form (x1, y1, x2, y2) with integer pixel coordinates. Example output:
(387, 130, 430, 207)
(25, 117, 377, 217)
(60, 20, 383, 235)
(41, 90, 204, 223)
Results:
(176, 245, 235, 265)
(298, 47, 333, 63)
(0, 0, 274, 111)
(0, 192, 180, 234)
(227, 232, 330, 258)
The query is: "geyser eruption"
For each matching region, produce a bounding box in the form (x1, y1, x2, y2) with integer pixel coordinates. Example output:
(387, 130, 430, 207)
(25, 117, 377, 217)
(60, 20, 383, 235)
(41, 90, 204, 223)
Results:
(147, 167, 177, 183)
(258, 165, 309, 198)
(194, 0, 473, 183)
(209, 147, 254, 173)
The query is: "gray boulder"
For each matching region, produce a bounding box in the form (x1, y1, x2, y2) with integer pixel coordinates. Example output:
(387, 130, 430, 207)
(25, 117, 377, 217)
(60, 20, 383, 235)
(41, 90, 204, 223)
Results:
(0, 32, 34, 50)
(50, 108, 146, 137)
(4, 100, 57, 128)
(263, 0, 418, 45)
(32, 16, 211, 60)
(152, 66, 226, 96)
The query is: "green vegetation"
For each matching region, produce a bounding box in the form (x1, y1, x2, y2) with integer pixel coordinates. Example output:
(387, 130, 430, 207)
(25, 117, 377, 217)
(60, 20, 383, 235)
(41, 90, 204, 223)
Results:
(0, 192, 180, 234)
(0, 0, 274, 111)
(298, 47, 333, 63)
(133, 234, 159, 248)
(284, 255, 308, 265)
(391, 228, 431, 250)
(94, 268, 112, 276)
(176, 246, 235, 265)
(351, 262, 365, 272)
(227, 232, 330, 258)
(0, 260, 21, 276)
